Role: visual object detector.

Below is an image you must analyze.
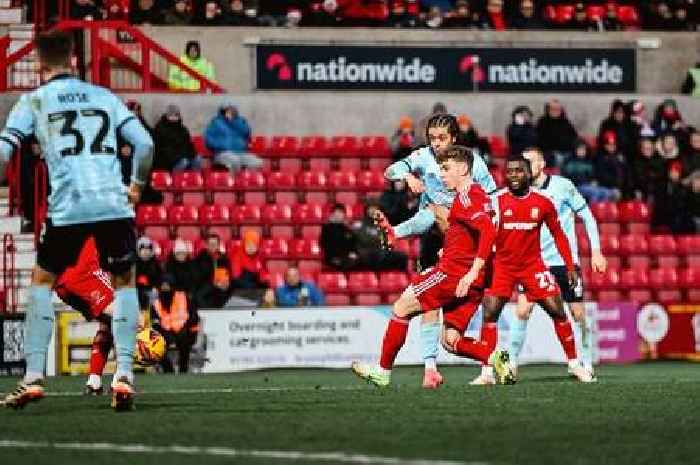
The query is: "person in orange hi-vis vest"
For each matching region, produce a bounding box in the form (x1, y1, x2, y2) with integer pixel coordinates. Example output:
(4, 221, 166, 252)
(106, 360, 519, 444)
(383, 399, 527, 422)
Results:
(150, 274, 199, 373)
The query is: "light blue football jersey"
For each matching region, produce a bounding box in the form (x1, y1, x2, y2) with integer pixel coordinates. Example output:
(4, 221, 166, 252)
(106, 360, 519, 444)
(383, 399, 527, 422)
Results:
(0, 75, 153, 226)
(537, 174, 600, 267)
(386, 145, 497, 208)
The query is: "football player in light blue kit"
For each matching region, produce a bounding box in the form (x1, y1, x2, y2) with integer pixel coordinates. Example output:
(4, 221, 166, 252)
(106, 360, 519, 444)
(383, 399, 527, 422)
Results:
(0, 31, 153, 411)
(509, 148, 607, 379)
(376, 114, 496, 388)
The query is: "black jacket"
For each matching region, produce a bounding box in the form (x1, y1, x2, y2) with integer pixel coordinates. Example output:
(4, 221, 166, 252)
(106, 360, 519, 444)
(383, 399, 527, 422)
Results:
(153, 116, 196, 171)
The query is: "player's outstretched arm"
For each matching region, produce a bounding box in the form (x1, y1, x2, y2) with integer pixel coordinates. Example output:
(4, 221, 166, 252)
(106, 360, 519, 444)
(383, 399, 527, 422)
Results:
(384, 149, 425, 193)
(471, 153, 498, 195)
(393, 208, 436, 239)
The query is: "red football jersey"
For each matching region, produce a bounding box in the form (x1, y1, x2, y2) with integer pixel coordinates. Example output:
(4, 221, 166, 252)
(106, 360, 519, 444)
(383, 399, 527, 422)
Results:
(437, 182, 496, 276)
(493, 188, 574, 271)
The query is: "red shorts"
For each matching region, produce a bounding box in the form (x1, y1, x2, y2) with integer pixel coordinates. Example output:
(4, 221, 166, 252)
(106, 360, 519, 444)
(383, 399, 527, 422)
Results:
(55, 265, 114, 320)
(410, 268, 483, 333)
(486, 263, 560, 301)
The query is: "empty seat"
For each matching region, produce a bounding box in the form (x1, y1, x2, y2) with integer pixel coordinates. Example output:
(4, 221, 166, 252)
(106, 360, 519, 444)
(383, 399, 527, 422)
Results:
(360, 135, 391, 158)
(248, 135, 268, 155)
(346, 272, 379, 293)
(230, 204, 262, 224)
(356, 171, 386, 192)
(597, 290, 623, 303)
(585, 4, 605, 21)
(338, 158, 362, 172)
(234, 170, 266, 190)
(648, 235, 676, 255)
(260, 238, 289, 259)
(191, 134, 213, 157)
(277, 158, 303, 174)
(136, 205, 168, 225)
(169, 205, 200, 239)
(378, 272, 409, 293)
(618, 200, 650, 223)
(326, 293, 352, 306)
(289, 238, 321, 260)
(297, 171, 328, 191)
(355, 293, 382, 306)
(261, 204, 293, 224)
(598, 223, 621, 236)
(150, 170, 172, 191)
(171, 171, 204, 191)
(267, 171, 297, 191)
(328, 171, 357, 191)
(317, 272, 348, 293)
(205, 171, 235, 190)
(679, 268, 700, 289)
(292, 203, 325, 224)
(268, 135, 299, 158)
(590, 201, 619, 223)
(618, 234, 648, 255)
(619, 268, 649, 289)
(329, 135, 360, 157)
(554, 4, 575, 23)
(588, 268, 620, 291)
(617, 5, 639, 27)
(649, 267, 679, 289)
(600, 235, 620, 255)
(299, 135, 328, 158)
(199, 204, 230, 225)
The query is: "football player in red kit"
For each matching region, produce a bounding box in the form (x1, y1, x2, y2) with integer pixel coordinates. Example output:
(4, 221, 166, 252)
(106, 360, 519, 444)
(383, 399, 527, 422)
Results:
(53, 237, 116, 394)
(351, 145, 514, 386)
(472, 156, 594, 384)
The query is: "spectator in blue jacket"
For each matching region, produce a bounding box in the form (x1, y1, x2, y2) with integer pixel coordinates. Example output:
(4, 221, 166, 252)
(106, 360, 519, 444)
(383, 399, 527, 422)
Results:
(204, 103, 263, 172)
(275, 267, 325, 307)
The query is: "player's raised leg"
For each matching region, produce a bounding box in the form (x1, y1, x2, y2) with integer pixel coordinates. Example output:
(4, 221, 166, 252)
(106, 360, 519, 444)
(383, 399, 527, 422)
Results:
(2, 266, 56, 409)
(509, 294, 535, 377)
(537, 295, 595, 383)
(351, 285, 421, 387)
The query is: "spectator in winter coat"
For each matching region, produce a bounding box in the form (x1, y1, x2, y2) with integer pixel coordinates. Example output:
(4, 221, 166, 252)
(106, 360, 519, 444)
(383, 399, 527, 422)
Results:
(275, 267, 325, 307)
(632, 137, 667, 202)
(302, 0, 342, 26)
(653, 162, 696, 233)
(510, 0, 543, 29)
(456, 114, 491, 163)
(507, 105, 538, 156)
(195, 267, 234, 309)
(204, 103, 263, 172)
(194, 233, 231, 289)
(320, 203, 361, 271)
(562, 140, 597, 196)
(682, 129, 700, 182)
(390, 116, 416, 162)
(153, 104, 202, 172)
(352, 203, 408, 271)
(537, 99, 578, 167)
(594, 131, 629, 201)
(379, 179, 419, 226)
(442, 0, 479, 28)
(598, 99, 636, 159)
(130, 0, 163, 24)
(657, 132, 682, 164)
(163, 0, 194, 25)
(168, 41, 216, 91)
(164, 239, 199, 295)
(652, 99, 687, 141)
(135, 236, 162, 311)
(230, 230, 269, 290)
(227, 0, 260, 26)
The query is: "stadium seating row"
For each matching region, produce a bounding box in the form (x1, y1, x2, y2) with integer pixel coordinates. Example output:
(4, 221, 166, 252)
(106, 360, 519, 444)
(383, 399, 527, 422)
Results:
(544, 4, 639, 26)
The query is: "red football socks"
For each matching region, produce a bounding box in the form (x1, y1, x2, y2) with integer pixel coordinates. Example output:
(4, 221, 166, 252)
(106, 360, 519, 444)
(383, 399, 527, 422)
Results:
(554, 319, 577, 360)
(89, 328, 113, 375)
(379, 316, 410, 370)
(455, 322, 497, 364)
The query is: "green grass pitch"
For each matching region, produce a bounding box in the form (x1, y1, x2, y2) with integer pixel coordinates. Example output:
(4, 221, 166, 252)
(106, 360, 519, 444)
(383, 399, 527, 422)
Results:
(1, 362, 699, 465)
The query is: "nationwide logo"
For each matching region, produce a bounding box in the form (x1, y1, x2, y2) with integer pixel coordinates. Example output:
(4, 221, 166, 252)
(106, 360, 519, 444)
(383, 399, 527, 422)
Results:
(288, 56, 436, 83)
(266, 53, 293, 81)
(458, 55, 485, 84)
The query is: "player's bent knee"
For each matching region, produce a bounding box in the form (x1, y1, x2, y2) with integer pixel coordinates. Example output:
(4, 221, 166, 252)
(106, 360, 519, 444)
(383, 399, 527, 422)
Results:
(32, 265, 56, 286)
(440, 328, 460, 353)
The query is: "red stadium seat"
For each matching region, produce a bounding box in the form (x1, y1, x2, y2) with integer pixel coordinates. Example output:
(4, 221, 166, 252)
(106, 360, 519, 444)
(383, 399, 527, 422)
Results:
(360, 136, 391, 158)
(326, 294, 352, 306)
(169, 206, 200, 241)
(600, 235, 620, 255)
(618, 200, 650, 223)
(277, 158, 303, 174)
(679, 268, 700, 289)
(300, 225, 322, 239)
(268, 135, 299, 158)
(298, 259, 322, 276)
(378, 272, 409, 293)
(297, 171, 328, 191)
(234, 170, 266, 190)
(150, 170, 172, 191)
(586, 4, 605, 21)
(543, 5, 556, 22)
(597, 290, 623, 302)
(261, 204, 293, 224)
(289, 239, 321, 260)
(356, 171, 386, 192)
(676, 235, 700, 254)
(648, 235, 676, 254)
(627, 289, 653, 304)
(299, 135, 328, 158)
(191, 134, 213, 157)
(335, 191, 359, 206)
(619, 268, 649, 289)
(617, 5, 639, 27)
(618, 234, 648, 255)
(260, 238, 289, 259)
(205, 171, 235, 191)
(330, 135, 360, 158)
(346, 272, 379, 293)
(317, 272, 348, 293)
(293, 203, 326, 224)
(339, 158, 362, 172)
(554, 4, 575, 24)
(171, 171, 204, 191)
(649, 267, 679, 290)
(266, 171, 297, 191)
(248, 135, 268, 155)
(368, 158, 391, 172)
(199, 204, 230, 225)
(590, 202, 619, 223)
(355, 293, 382, 306)
(328, 171, 357, 191)
(136, 205, 168, 225)
(230, 204, 262, 224)
(598, 223, 621, 236)
(588, 268, 620, 291)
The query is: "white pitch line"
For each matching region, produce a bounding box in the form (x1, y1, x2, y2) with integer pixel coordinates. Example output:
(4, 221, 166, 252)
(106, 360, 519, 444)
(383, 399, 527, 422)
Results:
(0, 440, 483, 465)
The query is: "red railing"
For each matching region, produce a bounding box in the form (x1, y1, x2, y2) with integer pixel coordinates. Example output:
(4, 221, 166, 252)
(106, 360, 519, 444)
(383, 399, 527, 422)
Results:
(5, 150, 21, 216)
(0, 20, 225, 93)
(1, 233, 17, 313)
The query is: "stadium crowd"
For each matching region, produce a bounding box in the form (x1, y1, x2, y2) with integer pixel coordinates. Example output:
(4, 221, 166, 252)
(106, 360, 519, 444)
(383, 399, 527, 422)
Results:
(28, 1, 700, 32)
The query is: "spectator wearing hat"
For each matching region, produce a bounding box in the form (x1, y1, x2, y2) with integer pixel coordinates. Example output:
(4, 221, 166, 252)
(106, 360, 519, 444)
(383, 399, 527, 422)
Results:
(70, 0, 101, 20)
(562, 139, 601, 201)
(194, 267, 235, 308)
(163, 0, 194, 25)
(510, 0, 543, 29)
(483, 0, 507, 30)
(537, 99, 578, 167)
(653, 161, 696, 233)
(320, 203, 362, 271)
(571, 3, 595, 30)
(204, 103, 263, 172)
(104, 0, 129, 20)
(628, 99, 656, 141)
(443, 1, 479, 28)
(168, 40, 216, 91)
(302, 0, 342, 27)
(230, 230, 270, 290)
(227, 0, 260, 26)
(197, 0, 227, 25)
(600, 1, 623, 31)
(130, 0, 163, 24)
(285, 7, 303, 27)
(456, 114, 491, 163)
(153, 104, 202, 172)
(652, 99, 687, 141)
(594, 130, 630, 201)
(390, 116, 416, 162)
(194, 233, 231, 289)
(632, 137, 667, 202)
(387, 1, 420, 28)
(507, 105, 538, 156)
(657, 132, 682, 164)
(151, 274, 199, 373)
(275, 267, 325, 307)
(353, 202, 409, 271)
(135, 237, 162, 311)
(598, 99, 636, 160)
(164, 239, 199, 295)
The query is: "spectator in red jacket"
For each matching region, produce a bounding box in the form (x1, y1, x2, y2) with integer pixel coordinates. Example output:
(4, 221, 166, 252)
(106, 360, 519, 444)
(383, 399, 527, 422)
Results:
(484, 0, 507, 30)
(230, 230, 269, 290)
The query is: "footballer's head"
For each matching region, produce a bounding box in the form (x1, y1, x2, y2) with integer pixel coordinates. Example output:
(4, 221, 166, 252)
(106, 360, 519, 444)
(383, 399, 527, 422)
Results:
(426, 113, 459, 154)
(36, 31, 73, 75)
(522, 147, 545, 180)
(505, 155, 532, 195)
(436, 145, 474, 191)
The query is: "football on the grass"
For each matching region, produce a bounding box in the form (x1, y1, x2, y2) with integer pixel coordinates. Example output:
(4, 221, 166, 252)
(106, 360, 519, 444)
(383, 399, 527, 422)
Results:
(135, 327, 166, 366)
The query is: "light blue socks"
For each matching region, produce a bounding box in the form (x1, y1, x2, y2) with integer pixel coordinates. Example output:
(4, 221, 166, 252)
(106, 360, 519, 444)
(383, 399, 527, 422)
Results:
(574, 319, 593, 370)
(395, 209, 436, 239)
(112, 287, 139, 381)
(23, 286, 54, 381)
(420, 320, 441, 370)
(509, 316, 529, 364)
